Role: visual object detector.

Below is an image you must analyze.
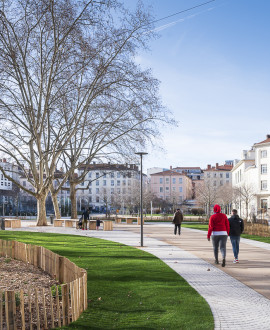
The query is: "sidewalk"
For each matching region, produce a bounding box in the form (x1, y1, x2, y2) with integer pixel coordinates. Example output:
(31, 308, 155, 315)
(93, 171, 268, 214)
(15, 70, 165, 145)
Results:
(8, 222, 270, 329)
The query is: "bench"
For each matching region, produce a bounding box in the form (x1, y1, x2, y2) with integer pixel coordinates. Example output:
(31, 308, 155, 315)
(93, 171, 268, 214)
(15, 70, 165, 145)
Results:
(65, 219, 78, 228)
(115, 218, 122, 224)
(4, 219, 21, 228)
(126, 218, 134, 224)
(103, 220, 113, 231)
(137, 217, 144, 225)
(54, 219, 64, 227)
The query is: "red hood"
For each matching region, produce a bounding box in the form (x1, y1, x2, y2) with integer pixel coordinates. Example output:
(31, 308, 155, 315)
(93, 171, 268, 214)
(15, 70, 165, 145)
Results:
(213, 204, 221, 213)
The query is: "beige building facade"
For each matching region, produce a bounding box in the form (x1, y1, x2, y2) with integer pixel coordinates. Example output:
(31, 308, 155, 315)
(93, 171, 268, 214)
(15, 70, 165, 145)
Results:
(150, 170, 193, 204)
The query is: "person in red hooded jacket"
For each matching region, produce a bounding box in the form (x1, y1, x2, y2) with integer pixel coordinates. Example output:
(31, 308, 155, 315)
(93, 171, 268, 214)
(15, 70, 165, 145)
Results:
(207, 204, 230, 267)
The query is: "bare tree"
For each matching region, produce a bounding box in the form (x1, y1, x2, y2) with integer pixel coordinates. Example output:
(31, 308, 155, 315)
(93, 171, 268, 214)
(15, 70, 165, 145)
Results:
(0, 0, 172, 225)
(217, 184, 234, 214)
(233, 183, 255, 220)
(195, 179, 219, 217)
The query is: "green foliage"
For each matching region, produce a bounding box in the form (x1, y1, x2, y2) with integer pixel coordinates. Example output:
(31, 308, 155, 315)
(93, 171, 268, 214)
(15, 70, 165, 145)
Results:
(2, 292, 20, 307)
(51, 285, 62, 297)
(0, 231, 214, 329)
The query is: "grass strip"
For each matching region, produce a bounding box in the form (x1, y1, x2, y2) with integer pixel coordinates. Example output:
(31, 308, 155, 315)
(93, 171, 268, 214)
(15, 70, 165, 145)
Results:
(0, 231, 214, 330)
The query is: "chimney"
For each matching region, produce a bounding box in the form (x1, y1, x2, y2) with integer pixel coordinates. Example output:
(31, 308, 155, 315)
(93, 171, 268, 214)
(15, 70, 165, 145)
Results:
(267, 134, 270, 139)
(170, 165, 172, 170)
(207, 164, 211, 170)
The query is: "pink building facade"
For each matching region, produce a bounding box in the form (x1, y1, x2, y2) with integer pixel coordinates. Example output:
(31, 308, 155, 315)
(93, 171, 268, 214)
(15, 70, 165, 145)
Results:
(150, 170, 193, 203)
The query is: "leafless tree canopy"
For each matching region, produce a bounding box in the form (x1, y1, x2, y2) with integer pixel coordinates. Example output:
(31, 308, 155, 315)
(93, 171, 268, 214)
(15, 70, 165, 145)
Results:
(0, 0, 173, 224)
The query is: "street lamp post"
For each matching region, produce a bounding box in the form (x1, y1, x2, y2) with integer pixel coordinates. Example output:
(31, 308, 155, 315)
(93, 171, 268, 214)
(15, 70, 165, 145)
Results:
(135, 152, 148, 247)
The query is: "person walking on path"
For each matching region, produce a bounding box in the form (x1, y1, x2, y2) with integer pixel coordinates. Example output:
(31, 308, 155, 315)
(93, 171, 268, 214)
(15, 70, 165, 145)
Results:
(173, 209, 183, 235)
(82, 208, 90, 230)
(207, 204, 230, 267)
(228, 209, 244, 263)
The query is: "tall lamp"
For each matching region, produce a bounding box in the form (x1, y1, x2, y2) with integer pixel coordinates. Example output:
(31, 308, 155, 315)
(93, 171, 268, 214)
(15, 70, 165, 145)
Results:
(135, 152, 148, 247)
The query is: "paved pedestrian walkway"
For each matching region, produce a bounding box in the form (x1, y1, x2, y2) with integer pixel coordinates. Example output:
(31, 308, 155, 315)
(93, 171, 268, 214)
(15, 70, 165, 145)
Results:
(8, 222, 270, 329)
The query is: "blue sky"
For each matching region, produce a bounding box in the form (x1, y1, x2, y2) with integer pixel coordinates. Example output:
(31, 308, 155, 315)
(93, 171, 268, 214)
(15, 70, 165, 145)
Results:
(125, 0, 270, 170)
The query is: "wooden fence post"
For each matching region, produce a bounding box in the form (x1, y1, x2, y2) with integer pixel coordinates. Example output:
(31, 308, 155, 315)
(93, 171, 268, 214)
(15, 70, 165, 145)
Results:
(20, 289, 25, 330)
(5, 291, 16, 330)
(59, 257, 65, 284)
(62, 284, 69, 325)
(0, 290, 3, 330)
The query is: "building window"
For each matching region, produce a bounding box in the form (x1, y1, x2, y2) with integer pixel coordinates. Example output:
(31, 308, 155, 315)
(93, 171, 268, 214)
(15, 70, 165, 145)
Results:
(226, 173, 230, 178)
(111, 188, 114, 193)
(96, 180, 99, 186)
(214, 173, 217, 178)
(160, 187, 163, 192)
(103, 180, 107, 186)
(111, 180, 114, 186)
(128, 180, 131, 186)
(179, 178, 182, 184)
(89, 188, 92, 194)
(172, 187, 176, 191)
(117, 180, 120, 186)
(111, 172, 114, 178)
(96, 196, 99, 203)
(261, 150, 267, 158)
(89, 196, 92, 202)
(261, 199, 268, 211)
(122, 180, 126, 186)
(179, 187, 182, 192)
(220, 180, 223, 186)
(172, 178, 176, 184)
(261, 164, 267, 174)
(96, 188, 99, 194)
(261, 180, 267, 190)
(166, 178, 169, 184)
(220, 173, 223, 178)
(160, 178, 163, 184)
(117, 172, 121, 178)
(207, 173, 210, 178)
(166, 187, 169, 191)
(88, 172, 92, 178)
(96, 172, 99, 178)
(179, 196, 183, 202)
(103, 172, 107, 178)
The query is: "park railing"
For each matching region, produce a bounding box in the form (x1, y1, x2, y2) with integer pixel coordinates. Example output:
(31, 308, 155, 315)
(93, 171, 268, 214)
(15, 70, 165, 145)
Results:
(0, 239, 87, 329)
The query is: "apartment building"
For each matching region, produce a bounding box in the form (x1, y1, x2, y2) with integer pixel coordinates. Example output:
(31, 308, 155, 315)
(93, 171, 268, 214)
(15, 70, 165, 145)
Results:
(78, 163, 142, 212)
(150, 169, 193, 204)
(0, 159, 20, 215)
(203, 162, 233, 188)
(232, 135, 270, 218)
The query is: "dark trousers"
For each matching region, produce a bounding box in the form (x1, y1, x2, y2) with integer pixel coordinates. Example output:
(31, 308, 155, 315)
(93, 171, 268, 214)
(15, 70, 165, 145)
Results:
(211, 235, 227, 260)
(230, 235, 240, 259)
(174, 224, 181, 235)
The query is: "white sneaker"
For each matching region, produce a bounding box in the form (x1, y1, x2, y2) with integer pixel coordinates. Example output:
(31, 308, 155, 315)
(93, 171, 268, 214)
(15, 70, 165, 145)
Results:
(233, 259, 237, 263)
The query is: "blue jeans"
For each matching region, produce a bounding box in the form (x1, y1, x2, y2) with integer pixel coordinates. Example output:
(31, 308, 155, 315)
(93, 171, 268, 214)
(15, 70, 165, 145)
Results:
(230, 236, 240, 259)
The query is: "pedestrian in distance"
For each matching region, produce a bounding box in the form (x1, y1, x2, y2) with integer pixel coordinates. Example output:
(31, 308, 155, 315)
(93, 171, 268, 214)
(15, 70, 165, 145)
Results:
(172, 208, 183, 235)
(82, 208, 90, 230)
(96, 219, 101, 230)
(228, 209, 244, 263)
(207, 204, 230, 267)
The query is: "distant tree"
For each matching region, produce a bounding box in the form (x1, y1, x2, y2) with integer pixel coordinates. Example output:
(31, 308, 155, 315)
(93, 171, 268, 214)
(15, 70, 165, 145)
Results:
(195, 179, 218, 217)
(234, 183, 255, 220)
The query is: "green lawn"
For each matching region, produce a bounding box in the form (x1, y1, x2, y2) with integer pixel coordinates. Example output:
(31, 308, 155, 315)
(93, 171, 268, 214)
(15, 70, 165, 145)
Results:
(182, 223, 270, 244)
(0, 231, 214, 330)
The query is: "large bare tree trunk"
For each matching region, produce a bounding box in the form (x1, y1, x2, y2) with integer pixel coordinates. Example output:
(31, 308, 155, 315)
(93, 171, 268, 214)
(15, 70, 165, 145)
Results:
(70, 182, 77, 219)
(51, 191, 61, 219)
(36, 194, 48, 226)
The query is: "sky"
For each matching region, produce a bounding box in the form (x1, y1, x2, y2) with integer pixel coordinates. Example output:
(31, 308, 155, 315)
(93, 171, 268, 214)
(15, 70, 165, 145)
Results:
(124, 0, 270, 170)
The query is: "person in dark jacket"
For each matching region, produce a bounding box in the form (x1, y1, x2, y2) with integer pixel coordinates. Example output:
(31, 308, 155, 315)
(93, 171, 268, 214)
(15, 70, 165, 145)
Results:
(173, 209, 183, 235)
(228, 209, 244, 263)
(82, 208, 90, 230)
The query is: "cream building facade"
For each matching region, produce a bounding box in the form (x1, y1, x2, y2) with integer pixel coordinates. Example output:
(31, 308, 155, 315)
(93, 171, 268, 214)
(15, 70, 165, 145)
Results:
(232, 135, 270, 219)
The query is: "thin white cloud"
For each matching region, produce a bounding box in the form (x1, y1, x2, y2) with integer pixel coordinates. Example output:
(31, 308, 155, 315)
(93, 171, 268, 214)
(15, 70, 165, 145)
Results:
(148, 7, 216, 33)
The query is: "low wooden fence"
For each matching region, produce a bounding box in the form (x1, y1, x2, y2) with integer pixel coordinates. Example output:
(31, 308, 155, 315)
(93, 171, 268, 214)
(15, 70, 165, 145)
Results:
(0, 239, 87, 329)
(243, 220, 270, 237)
